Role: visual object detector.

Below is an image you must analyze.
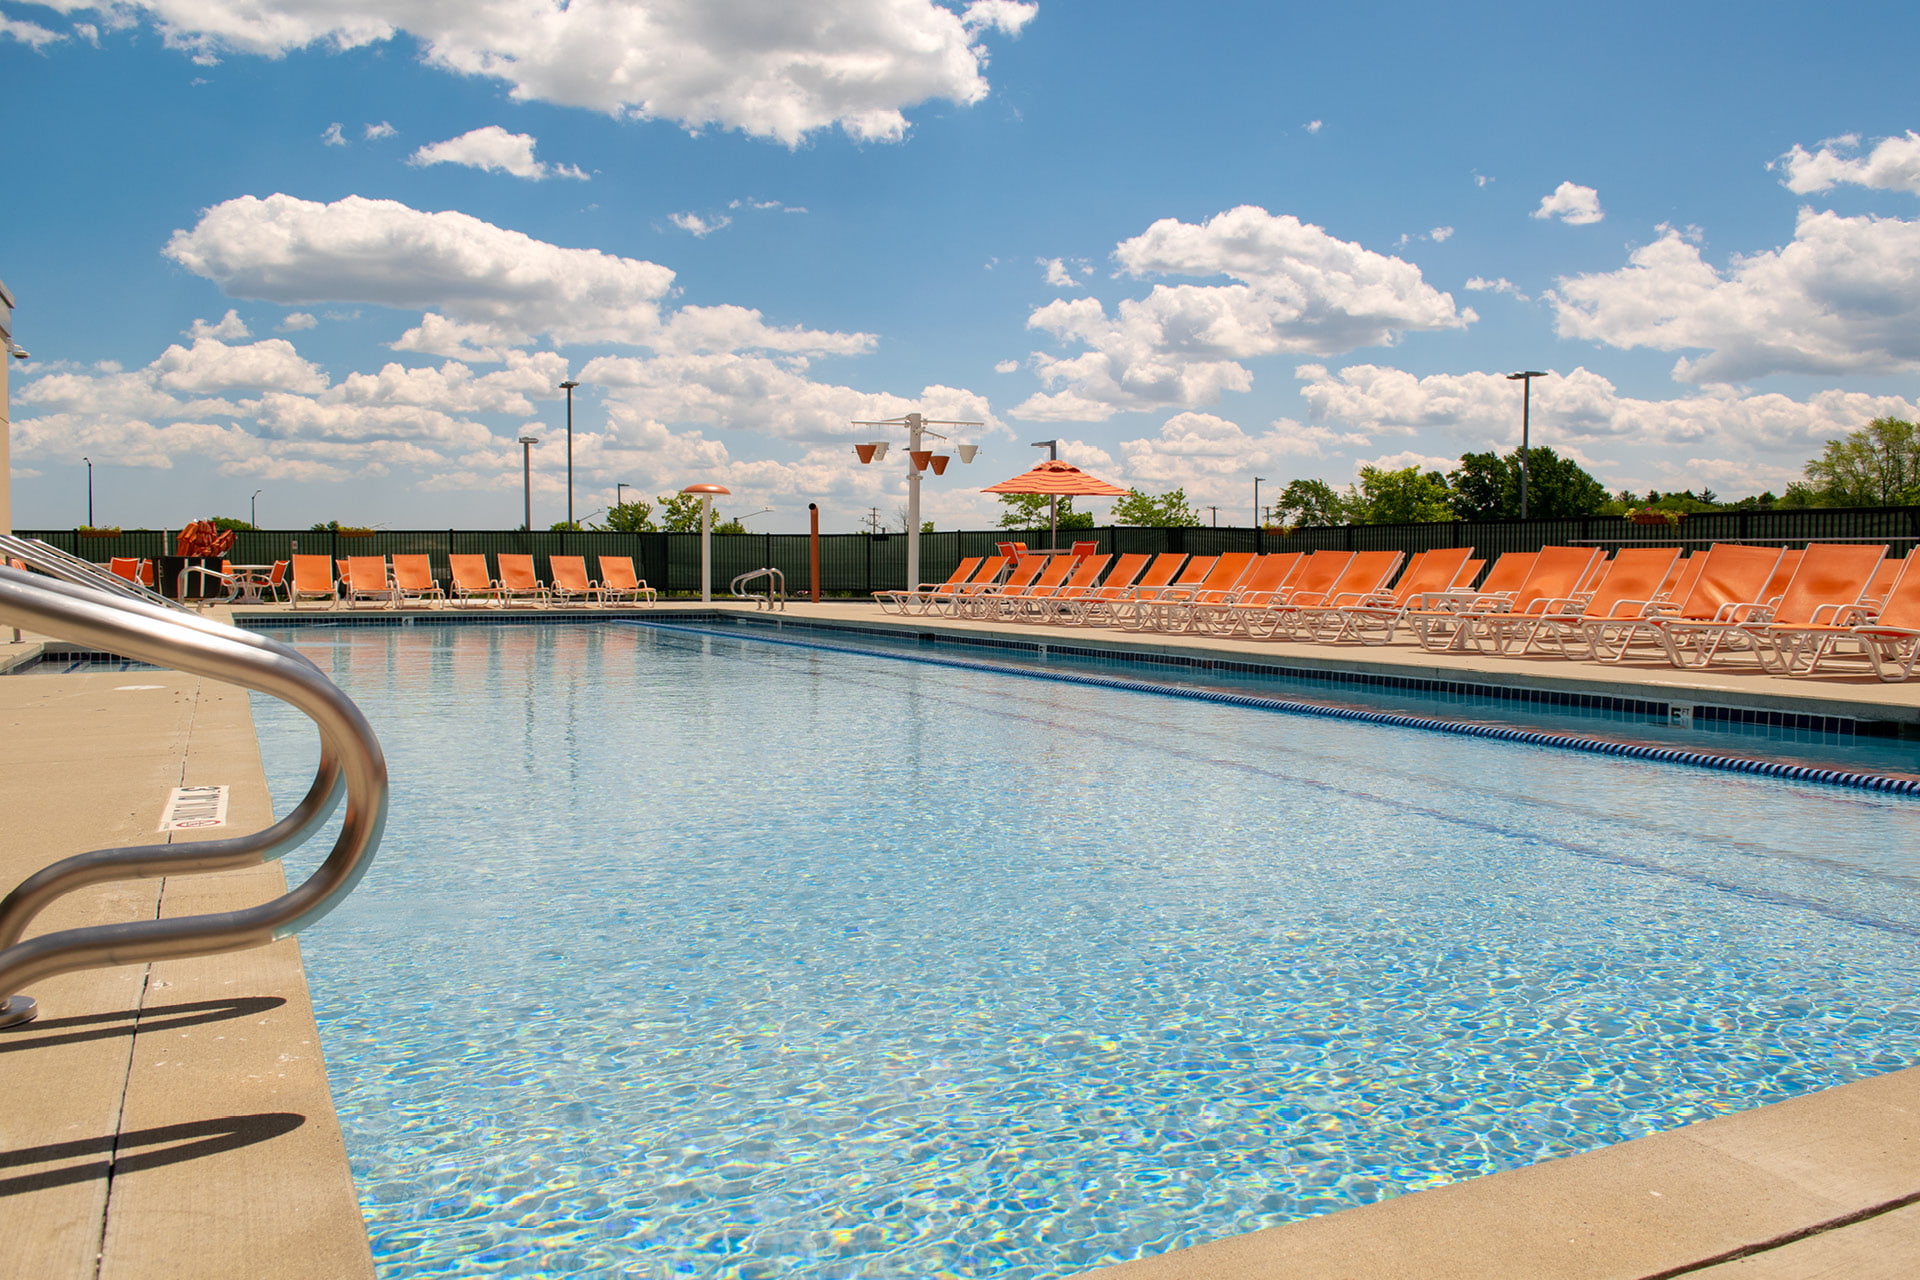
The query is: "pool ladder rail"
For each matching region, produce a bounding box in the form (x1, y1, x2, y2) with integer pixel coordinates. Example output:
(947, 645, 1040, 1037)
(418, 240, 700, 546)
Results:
(731, 566, 787, 612)
(0, 562, 388, 1030)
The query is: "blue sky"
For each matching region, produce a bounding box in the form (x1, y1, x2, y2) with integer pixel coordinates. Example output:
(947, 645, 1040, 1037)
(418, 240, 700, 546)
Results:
(5, 0, 1920, 532)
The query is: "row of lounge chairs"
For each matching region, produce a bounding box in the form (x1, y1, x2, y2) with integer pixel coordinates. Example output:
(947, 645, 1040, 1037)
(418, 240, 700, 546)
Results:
(879, 543, 1920, 680)
(289, 554, 658, 610)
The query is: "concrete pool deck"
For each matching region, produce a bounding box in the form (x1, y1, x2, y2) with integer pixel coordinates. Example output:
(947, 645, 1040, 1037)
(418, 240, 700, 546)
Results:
(3, 597, 1918, 1276)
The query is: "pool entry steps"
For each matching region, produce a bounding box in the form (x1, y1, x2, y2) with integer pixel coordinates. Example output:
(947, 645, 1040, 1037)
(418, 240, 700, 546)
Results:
(0, 563, 388, 1030)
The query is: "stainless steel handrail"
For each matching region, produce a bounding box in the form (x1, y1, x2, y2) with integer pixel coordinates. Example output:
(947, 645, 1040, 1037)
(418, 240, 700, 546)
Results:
(0, 566, 386, 1029)
(0, 533, 181, 610)
(730, 567, 787, 612)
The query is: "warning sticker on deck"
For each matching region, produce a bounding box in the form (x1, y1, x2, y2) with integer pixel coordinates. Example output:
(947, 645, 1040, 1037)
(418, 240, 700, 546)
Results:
(160, 785, 229, 831)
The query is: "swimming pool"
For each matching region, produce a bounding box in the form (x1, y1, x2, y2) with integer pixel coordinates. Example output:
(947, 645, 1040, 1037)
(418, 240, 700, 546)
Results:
(259, 623, 1920, 1278)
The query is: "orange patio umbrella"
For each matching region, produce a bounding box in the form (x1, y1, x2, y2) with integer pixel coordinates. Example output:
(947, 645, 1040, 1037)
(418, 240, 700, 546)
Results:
(982, 459, 1129, 549)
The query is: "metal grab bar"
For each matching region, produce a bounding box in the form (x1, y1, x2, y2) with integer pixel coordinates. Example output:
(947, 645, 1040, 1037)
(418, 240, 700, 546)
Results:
(0, 566, 387, 1029)
(730, 567, 787, 612)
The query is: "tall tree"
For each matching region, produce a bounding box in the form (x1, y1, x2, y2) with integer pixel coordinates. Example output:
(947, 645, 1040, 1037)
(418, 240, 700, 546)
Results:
(1803, 418, 1920, 506)
(1347, 466, 1455, 524)
(658, 493, 712, 532)
(1110, 486, 1201, 526)
(1270, 479, 1348, 528)
(1448, 447, 1608, 519)
(597, 500, 655, 532)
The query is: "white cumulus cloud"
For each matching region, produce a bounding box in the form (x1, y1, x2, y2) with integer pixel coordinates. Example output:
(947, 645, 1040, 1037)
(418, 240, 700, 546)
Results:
(165, 193, 678, 346)
(670, 212, 731, 237)
(364, 120, 396, 140)
(1532, 181, 1604, 225)
(39, 0, 1037, 145)
(1, 16, 65, 47)
(1775, 131, 1920, 196)
(1551, 210, 1920, 381)
(320, 121, 346, 146)
(410, 126, 585, 181)
(1464, 276, 1530, 301)
(189, 310, 251, 341)
(1117, 412, 1371, 501)
(1297, 362, 1920, 458)
(1016, 205, 1471, 420)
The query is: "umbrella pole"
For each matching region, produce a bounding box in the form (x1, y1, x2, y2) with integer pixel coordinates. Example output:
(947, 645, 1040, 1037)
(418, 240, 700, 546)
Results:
(1049, 496, 1057, 552)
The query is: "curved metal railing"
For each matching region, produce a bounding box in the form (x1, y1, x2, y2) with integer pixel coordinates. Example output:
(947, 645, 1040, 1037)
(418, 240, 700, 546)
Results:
(730, 567, 787, 612)
(0, 564, 386, 1029)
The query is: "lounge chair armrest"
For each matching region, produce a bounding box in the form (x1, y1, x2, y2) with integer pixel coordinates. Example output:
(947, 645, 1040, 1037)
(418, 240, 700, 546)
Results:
(1809, 601, 1865, 625)
(1714, 601, 1769, 623)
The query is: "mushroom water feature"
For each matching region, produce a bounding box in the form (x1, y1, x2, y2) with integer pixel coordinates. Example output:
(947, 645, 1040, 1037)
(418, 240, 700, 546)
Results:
(680, 483, 731, 603)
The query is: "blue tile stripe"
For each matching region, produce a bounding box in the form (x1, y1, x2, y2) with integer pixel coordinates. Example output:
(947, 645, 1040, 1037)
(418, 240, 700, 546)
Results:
(625, 619, 1920, 799)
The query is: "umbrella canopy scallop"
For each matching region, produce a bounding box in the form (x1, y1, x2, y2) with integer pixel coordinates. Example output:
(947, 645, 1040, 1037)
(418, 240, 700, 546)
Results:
(981, 459, 1130, 496)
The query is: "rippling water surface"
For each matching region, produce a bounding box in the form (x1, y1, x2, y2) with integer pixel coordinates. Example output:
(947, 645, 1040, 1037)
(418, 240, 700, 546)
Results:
(256, 623, 1920, 1279)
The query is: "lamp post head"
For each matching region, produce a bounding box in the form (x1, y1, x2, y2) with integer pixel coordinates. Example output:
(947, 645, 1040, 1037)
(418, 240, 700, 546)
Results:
(558, 380, 580, 391)
(1507, 370, 1547, 381)
(517, 435, 540, 446)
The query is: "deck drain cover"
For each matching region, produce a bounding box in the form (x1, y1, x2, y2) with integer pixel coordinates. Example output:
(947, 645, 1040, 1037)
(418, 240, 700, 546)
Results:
(160, 785, 229, 831)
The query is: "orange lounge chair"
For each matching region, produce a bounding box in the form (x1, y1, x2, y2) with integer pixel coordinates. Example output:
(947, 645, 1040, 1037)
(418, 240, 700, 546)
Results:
(1508, 546, 1681, 657)
(1582, 543, 1783, 664)
(879, 556, 981, 614)
(1411, 547, 1603, 652)
(1056, 553, 1179, 626)
(953, 554, 1047, 617)
(926, 555, 1009, 616)
(1038, 553, 1151, 624)
(1128, 552, 1258, 632)
(1862, 556, 1903, 608)
(108, 556, 157, 589)
(597, 556, 658, 606)
(1306, 546, 1478, 644)
(1851, 561, 1920, 681)
(1247, 550, 1407, 641)
(289, 554, 337, 610)
(496, 554, 550, 607)
(449, 554, 506, 608)
(1101, 554, 1213, 627)
(391, 555, 444, 608)
(1008, 554, 1111, 623)
(1192, 553, 1305, 634)
(1680, 543, 1887, 672)
(973, 553, 1078, 619)
(343, 555, 397, 608)
(548, 555, 598, 607)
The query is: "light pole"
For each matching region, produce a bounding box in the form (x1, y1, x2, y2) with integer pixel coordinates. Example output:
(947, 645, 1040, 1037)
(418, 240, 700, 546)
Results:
(1506, 371, 1548, 519)
(251, 489, 261, 527)
(558, 380, 580, 527)
(82, 457, 92, 526)
(1028, 439, 1060, 548)
(1253, 477, 1266, 528)
(517, 435, 539, 531)
(616, 482, 632, 510)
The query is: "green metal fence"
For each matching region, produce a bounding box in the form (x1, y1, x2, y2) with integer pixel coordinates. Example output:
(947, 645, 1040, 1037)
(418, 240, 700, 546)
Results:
(22, 505, 1920, 598)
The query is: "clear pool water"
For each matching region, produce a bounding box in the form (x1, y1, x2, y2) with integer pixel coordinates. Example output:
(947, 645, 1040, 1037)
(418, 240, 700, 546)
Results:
(259, 623, 1920, 1279)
